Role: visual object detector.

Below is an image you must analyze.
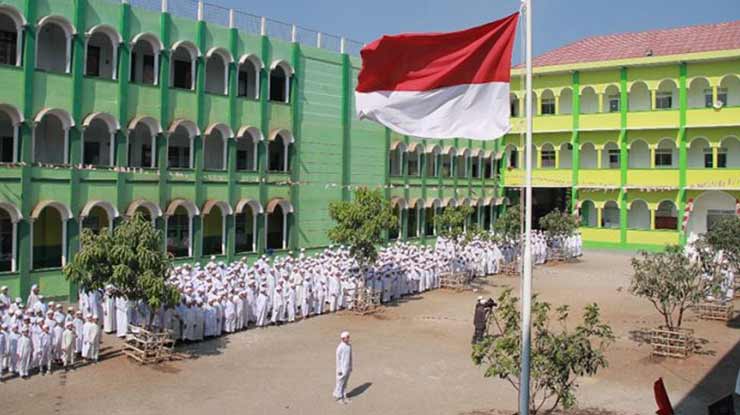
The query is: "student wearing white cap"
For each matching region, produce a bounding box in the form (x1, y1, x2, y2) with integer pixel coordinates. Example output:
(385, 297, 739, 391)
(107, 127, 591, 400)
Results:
(333, 331, 353, 404)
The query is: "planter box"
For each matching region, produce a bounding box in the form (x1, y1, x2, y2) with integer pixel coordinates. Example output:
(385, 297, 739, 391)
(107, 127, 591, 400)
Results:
(500, 261, 521, 277)
(695, 301, 734, 321)
(650, 327, 694, 359)
(346, 287, 382, 315)
(440, 272, 471, 291)
(123, 325, 175, 365)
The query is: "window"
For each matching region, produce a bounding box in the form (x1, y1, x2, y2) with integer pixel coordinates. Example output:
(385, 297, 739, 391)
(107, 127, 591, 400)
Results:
(0, 134, 12, 162)
(483, 158, 493, 178)
(238, 58, 260, 99)
(608, 149, 620, 168)
(235, 210, 255, 252)
(0, 210, 11, 271)
(168, 145, 190, 169)
(83, 141, 100, 165)
(85, 45, 101, 77)
(656, 91, 672, 109)
(717, 88, 728, 106)
(703, 148, 713, 168)
(717, 148, 727, 168)
(704, 89, 713, 108)
(269, 65, 290, 103)
(0, 29, 17, 66)
(166, 212, 190, 258)
(510, 99, 519, 117)
(471, 156, 480, 178)
(508, 148, 518, 168)
(608, 95, 620, 112)
(655, 148, 672, 167)
(541, 150, 555, 168)
(173, 60, 192, 89)
(541, 98, 555, 115)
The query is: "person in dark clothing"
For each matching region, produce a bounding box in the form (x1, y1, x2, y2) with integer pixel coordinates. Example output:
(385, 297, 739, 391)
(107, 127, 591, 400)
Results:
(472, 296, 496, 344)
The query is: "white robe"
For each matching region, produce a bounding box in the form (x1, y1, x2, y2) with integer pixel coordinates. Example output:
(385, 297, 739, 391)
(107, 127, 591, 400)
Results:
(103, 294, 117, 333)
(115, 297, 129, 337)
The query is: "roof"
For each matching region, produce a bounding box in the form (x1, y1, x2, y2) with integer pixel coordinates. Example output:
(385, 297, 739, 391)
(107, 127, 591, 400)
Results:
(519, 20, 740, 68)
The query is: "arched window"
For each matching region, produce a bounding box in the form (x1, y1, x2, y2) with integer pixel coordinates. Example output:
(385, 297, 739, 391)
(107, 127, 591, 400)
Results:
(629, 82, 650, 112)
(441, 147, 454, 177)
(236, 126, 262, 171)
(719, 75, 740, 107)
(202, 201, 232, 256)
(559, 88, 572, 114)
(203, 124, 231, 171)
(483, 151, 494, 179)
(82, 113, 118, 166)
(456, 148, 469, 178)
(425, 199, 439, 236)
(688, 77, 711, 109)
(238, 54, 262, 99)
(31, 201, 71, 269)
(166, 199, 198, 258)
(628, 200, 650, 229)
(130, 33, 161, 85)
(235, 199, 261, 253)
(0, 5, 25, 66)
(0, 104, 22, 163)
(655, 139, 677, 168)
(86, 25, 121, 80)
(580, 200, 596, 227)
(540, 89, 555, 115)
(580, 87, 598, 114)
(504, 144, 518, 169)
(540, 143, 555, 168)
(36, 16, 74, 73)
(407, 144, 421, 176)
(269, 60, 293, 103)
(128, 117, 160, 168)
(171, 41, 198, 90)
(602, 200, 620, 229)
(655, 200, 677, 230)
(126, 199, 162, 223)
(34, 109, 73, 165)
(425, 145, 440, 177)
(688, 137, 711, 168)
(628, 139, 650, 168)
(388, 142, 405, 176)
(603, 85, 620, 113)
(389, 198, 405, 240)
(719, 136, 740, 168)
(168, 119, 198, 169)
(656, 80, 678, 110)
(205, 48, 232, 95)
(579, 142, 597, 169)
(559, 142, 572, 169)
(602, 141, 620, 169)
(0, 202, 21, 272)
(268, 130, 293, 172)
(510, 94, 520, 117)
(687, 190, 736, 235)
(407, 200, 420, 238)
(265, 198, 293, 250)
(471, 150, 482, 178)
(80, 202, 115, 235)
(482, 201, 493, 230)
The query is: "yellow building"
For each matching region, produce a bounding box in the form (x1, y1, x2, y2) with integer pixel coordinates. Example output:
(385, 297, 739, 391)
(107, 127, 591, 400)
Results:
(502, 20, 740, 250)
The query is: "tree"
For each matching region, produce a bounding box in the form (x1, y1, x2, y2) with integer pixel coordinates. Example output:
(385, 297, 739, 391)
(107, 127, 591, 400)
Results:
(472, 289, 614, 414)
(435, 205, 475, 241)
(629, 245, 720, 330)
(538, 208, 578, 239)
(703, 216, 740, 270)
(493, 204, 521, 241)
(327, 187, 397, 265)
(64, 214, 180, 329)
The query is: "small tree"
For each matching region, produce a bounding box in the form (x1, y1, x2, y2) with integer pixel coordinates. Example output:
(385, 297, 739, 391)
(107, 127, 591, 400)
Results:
(472, 289, 614, 414)
(629, 245, 720, 330)
(435, 205, 474, 241)
(493, 204, 521, 241)
(64, 214, 180, 329)
(328, 187, 397, 265)
(703, 216, 740, 271)
(538, 208, 578, 239)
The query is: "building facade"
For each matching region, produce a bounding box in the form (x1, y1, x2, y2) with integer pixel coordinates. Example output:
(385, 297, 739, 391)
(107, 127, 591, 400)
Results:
(0, 0, 501, 301)
(501, 21, 740, 251)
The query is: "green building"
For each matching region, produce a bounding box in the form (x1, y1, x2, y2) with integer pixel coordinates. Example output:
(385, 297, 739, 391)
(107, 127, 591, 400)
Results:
(0, 0, 501, 301)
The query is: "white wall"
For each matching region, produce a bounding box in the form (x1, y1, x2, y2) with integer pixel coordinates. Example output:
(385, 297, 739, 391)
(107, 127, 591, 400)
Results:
(687, 139, 709, 168)
(628, 201, 650, 229)
(580, 144, 597, 168)
(629, 141, 650, 168)
(629, 83, 650, 111)
(688, 78, 710, 108)
(687, 191, 736, 236)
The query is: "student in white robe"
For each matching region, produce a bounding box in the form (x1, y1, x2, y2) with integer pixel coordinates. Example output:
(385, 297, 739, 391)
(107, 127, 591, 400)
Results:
(0, 324, 6, 376)
(115, 296, 130, 338)
(333, 331, 353, 404)
(255, 289, 269, 327)
(26, 285, 40, 310)
(61, 322, 76, 370)
(103, 287, 117, 334)
(37, 325, 52, 375)
(6, 324, 19, 374)
(16, 327, 32, 378)
(82, 316, 101, 362)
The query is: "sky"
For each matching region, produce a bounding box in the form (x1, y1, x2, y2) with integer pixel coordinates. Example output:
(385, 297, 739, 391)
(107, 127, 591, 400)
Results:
(215, 0, 740, 59)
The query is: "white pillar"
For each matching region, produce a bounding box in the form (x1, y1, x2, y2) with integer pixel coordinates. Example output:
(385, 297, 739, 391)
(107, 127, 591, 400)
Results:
(16, 27, 23, 67)
(228, 9, 235, 29)
(12, 125, 18, 163)
(221, 213, 226, 254)
(63, 128, 69, 164)
(29, 220, 33, 269)
(316, 32, 322, 49)
(109, 132, 115, 166)
(150, 134, 156, 168)
(197, 1, 204, 21)
(260, 17, 266, 36)
(252, 213, 257, 252)
(61, 220, 67, 266)
(291, 25, 297, 43)
(112, 40, 119, 80)
(188, 216, 193, 257)
(340, 37, 346, 54)
(65, 34, 72, 73)
(154, 53, 160, 85)
(161, 0, 168, 13)
(11, 221, 17, 272)
(282, 212, 287, 250)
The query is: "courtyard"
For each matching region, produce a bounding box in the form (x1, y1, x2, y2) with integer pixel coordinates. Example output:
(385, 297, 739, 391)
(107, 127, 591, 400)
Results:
(2, 250, 737, 415)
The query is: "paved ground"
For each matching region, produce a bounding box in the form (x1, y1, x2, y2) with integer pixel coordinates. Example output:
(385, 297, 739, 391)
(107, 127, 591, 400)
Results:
(3, 250, 738, 415)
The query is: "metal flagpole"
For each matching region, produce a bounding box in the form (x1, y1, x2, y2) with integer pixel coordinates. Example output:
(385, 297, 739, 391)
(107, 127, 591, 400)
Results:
(519, 0, 533, 414)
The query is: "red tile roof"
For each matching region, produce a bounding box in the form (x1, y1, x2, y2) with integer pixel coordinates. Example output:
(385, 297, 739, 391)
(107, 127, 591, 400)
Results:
(521, 20, 740, 68)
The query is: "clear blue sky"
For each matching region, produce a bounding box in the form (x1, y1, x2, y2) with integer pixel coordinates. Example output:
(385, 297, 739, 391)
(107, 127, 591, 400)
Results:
(216, 0, 740, 59)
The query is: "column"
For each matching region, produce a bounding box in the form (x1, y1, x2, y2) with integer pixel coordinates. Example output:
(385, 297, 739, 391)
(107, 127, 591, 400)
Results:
(712, 145, 718, 169)
(597, 92, 604, 113)
(596, 207, 603, 228)
(650, 209, 656, 230)
(554, 149, 560, 169)
(554, 95, 560, 115)
(651, 89, 657, 110)
(649, 146, 656, 168)
(536, 147, 541, 169)
(596, 147, 603, 169)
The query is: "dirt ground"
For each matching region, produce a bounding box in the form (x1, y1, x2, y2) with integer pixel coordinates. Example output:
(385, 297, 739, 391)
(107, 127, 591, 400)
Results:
(2, 250, 738, 415)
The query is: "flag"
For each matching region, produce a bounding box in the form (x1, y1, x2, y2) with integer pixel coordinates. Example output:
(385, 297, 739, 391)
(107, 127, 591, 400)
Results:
(355, 12, 519, 140)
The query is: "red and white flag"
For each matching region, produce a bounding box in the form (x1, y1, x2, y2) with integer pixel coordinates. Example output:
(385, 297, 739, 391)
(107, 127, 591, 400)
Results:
(355, 13, 519, 140)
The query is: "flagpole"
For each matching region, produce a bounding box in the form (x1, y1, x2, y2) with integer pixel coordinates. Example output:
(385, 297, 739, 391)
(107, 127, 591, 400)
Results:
(519, 0, 533, 414)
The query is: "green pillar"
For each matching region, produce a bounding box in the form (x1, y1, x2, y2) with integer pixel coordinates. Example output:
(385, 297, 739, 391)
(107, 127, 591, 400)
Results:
(619, 67, 629, 245)
(115, 1, 131, 217)
(340, 51, 351, 201)
(289, 40, 303, 252)
(383, 128, 391, 241)
(420, 139, 428, 244)
(570, 71, 581, 214)
(226, 25, 239, 262)
(678, 63, 688, 245)
(257, 35, 270, 254)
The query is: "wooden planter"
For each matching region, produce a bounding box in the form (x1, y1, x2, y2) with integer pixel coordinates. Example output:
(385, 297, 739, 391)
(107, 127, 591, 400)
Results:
(695, 301, 734, 321)
(440, 272, 471, 292)
(650, 327, 694, 359)
(348, 288, 382, 315)
(123, 325, 175, 365)
(500, 261, 520, 277)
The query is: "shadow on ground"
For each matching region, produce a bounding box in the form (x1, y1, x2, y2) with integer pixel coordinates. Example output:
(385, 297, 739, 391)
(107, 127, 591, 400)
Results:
(460, 407, 638, 415)
(347, 382, 372, 398)
(674, 338, 740, 414)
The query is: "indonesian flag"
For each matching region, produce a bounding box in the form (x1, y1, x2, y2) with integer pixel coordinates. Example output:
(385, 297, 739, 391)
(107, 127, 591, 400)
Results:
(356, 13, 519, 140)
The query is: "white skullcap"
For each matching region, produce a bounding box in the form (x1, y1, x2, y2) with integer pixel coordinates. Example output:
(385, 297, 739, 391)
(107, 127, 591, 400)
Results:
(477, 296, 483, 301)
(340, 331, 350, 339)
